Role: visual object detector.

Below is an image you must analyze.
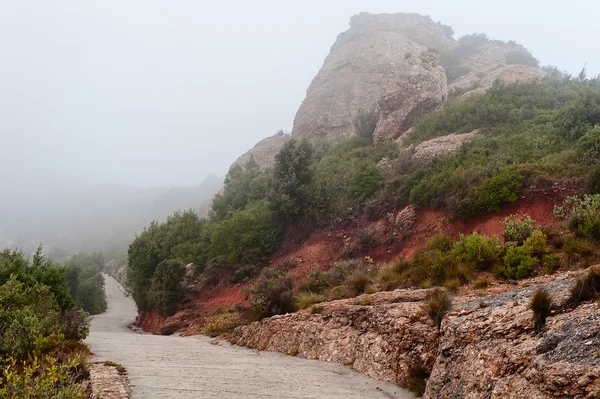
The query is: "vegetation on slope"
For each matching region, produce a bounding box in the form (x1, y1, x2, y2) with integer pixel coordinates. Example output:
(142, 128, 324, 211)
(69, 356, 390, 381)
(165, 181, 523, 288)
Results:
(0, 248, 101, 397)
(127, 70, 600, 322)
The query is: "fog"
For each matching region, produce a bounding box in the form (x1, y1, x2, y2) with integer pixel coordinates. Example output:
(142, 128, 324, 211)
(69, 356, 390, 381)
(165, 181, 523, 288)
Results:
(1, 0, 599, 257)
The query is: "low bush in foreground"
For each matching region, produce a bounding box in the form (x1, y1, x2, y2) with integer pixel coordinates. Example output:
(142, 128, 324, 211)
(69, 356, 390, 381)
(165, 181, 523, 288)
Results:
(530, 288, 552, 331)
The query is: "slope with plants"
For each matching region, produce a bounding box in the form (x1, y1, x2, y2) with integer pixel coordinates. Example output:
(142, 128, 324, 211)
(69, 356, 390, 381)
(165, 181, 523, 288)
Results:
(0, 247, 110, 397)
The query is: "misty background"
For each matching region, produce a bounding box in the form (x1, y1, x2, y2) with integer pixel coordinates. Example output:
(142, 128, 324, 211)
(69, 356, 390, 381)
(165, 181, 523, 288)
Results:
(1, 0, 599, 258)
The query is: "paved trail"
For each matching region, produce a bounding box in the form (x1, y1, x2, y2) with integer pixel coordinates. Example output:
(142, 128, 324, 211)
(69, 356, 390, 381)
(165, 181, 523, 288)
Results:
(86, 276, 413, 399)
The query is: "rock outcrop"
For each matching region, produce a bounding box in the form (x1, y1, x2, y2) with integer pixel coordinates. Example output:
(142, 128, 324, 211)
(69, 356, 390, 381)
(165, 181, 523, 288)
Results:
(412, 129, 479, 162)
(425, 272, 600, 399)
(229, 133, 290, 172)
(291, 12, 451, 144)
(231, 289, 440, 386)
(449, 42, 545, 99)
(104, 259, 128, 290)
(232, 271, 600, 398)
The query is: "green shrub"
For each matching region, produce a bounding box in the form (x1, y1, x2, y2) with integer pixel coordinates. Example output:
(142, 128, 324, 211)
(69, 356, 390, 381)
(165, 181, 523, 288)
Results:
(0, 356, 86, 399)
(498, 245, 539, 279)
(351, 163, 383, 200)
(473, 278, 491, 289)
(204, 313, 239, 337)
(294, 292, 324, 310)
(423, 288, 453, 330)
(503, 214, 535, 244)
(562, 236, 595, 265)
(375, 259, 410, 291)
(529, 288, 552, 331)
(451, 233, 501, 271)
(556, 195, 600, 241)
(148, 259, 187, 316)
(427, 234, 455, 252)
(59, 309, 90, 342)
(542, 254, 562, 274)
(353, 109, 377, 142)
(248, 269, 295, 318)
(588, 163, 600, 194)
(326, 260, 366, 287)
(297, 267, 330, 295)
(345, 271, 373, 297)
(522, 230, 547, 256)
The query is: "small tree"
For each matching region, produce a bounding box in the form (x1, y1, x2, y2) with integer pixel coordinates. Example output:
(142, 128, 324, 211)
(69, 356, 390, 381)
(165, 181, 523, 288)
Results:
(353, 109, 377, 143)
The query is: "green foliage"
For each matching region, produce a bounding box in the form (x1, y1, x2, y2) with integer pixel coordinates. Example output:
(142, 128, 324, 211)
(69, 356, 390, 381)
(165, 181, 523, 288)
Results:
(269, 139, 314, 225)
(0, 250, 90, 396)
(499, 245, 539, 279)
(503, 214, 535, 244)
(505, 50, 539, 67)
(353, 109, 377, 142)
(294, 292, 324, 310)
(530, 288, 552, 331)
(297, 267, 331, 295)
(588, 163, 600, 194)
(351, 163, 383, 200)
(423, 288, 453, 330)
(542, 254, 561, 275)
(148, 259, 186, 315)
(204, 313, 239, 337)
(127, 210, 206, 310)
(248, 269, 295, 318)
(210, 200, 280, 265)
(210, 158, 270, 222)
(0, 356, 86, 399)
(458, 33, 489, 48)
(556, 195, 600, 241)
(451, 233, 501, 271)
(577, 125, 600, 164)
(64, 253, 107, 315)
(522, 230, 547, 257)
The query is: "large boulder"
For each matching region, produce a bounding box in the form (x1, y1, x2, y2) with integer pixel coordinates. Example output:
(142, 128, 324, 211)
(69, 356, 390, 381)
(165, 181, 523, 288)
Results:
(291, 13, 451, 144)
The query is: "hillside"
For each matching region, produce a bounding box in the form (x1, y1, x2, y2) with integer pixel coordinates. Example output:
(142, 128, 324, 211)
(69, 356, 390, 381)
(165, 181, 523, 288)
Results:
(123, 13, 600, 398)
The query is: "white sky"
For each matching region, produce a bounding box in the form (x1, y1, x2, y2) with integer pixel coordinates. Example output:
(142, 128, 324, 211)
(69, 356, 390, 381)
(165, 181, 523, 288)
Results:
(1, 0, 598, 188)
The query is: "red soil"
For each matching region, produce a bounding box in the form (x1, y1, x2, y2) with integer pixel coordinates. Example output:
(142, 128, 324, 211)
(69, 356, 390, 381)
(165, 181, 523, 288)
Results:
(138, 183, 582, 334)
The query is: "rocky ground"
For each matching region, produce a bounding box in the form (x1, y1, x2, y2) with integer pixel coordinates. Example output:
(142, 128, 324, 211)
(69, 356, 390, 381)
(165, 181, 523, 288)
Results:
(87, 276, 413, 398)
(232, 271, 600, 398)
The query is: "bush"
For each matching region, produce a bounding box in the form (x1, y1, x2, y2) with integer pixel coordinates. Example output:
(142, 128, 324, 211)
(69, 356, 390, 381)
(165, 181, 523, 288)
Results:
(248, 269, 295, 318)
(562, 236, 596, 265)
(503, 214, 535, 244)
(427, 234, 455, 252)
(345, 271, 372, 297)
(499, 245, 539, 279)
(556, 195, 600, 241)
(423, 288, 453, 330)
(529, 288, 552, 331)
(376, 259, 410, 291)
(294, 292, 324, 310)
(542, 254, 562, 275)
(451, 233, 501, 271)
(351, 163, 383, 200)
(148, 259, 187, 316)
(59, 309, 90, 342)
(204, 313, 239, 337)
(473, 278, 491, 289)
(522, 230, 547, 256)
(353, 109, 377, 142)
(0, 356, 86, 399)
(326, 260, 366, 287)
(570, 266, 600, 303)
(403, 363, 430, 396)
(297, 267, 330, 295)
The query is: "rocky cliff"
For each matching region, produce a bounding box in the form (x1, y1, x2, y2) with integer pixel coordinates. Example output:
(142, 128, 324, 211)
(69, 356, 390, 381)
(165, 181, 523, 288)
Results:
(292, 12, 451, 144)
(232, 271, 600, 398)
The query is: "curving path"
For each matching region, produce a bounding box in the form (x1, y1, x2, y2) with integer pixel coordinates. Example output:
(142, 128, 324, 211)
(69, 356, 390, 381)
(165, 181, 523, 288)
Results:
(86, 275, 414, 399)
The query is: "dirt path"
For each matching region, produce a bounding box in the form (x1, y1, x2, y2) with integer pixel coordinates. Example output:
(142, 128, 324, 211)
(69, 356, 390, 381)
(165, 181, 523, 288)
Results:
(86, 276, 413, 399)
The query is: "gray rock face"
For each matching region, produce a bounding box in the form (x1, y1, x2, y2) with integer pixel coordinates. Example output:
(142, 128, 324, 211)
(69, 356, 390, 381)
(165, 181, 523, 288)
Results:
(291, 12, 451, 144)
(412, 129, 479, 163)
(229, 134, 290, 172)
(449, 42, 545, 99)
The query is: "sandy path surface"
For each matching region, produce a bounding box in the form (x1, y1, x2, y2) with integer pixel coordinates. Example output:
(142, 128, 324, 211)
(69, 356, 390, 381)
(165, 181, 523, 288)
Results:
(86, 276, 413, 399)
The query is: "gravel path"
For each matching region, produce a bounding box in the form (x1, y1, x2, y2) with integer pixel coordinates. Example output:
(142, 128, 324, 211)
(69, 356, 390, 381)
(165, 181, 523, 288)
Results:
(86, 276, 414, 399)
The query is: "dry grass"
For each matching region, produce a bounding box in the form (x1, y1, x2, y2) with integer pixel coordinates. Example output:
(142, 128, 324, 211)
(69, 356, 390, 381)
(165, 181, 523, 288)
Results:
(529, 288, 552, 331)
(423, 288, 453, 331)
(294, 292, 325, 310)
